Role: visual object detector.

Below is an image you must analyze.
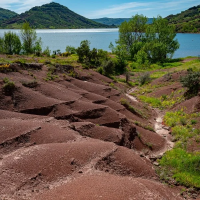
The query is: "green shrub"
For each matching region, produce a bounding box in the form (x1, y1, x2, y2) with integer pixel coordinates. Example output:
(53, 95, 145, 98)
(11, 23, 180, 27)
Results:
(22, 80, 38, 88)
(3, 77, 16, 95)
(65, 46, 77, 54)
(180, 117, 187, 126)
(180, 68, 200, 96)
(97, 67, 104, 74)
(43, 46, 51, 57)
(101, 59, 115, 76)
(139, 72, 151, 85)
(191, 119, 197, 125)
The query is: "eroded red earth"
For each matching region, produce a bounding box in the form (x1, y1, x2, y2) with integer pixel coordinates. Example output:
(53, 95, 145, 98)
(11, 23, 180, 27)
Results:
(0, 62, 195, 199)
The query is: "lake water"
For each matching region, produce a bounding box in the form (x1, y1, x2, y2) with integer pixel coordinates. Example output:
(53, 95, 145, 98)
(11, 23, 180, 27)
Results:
(0, 29, 199, 58)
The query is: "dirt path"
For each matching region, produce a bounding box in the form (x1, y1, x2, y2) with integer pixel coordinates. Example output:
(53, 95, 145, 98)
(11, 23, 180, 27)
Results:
(126, 88, 174, 157)
(153, 109, 174, 157)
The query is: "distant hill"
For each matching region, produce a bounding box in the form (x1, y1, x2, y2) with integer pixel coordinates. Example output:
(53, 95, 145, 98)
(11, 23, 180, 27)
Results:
(0, 8, 18, 23)
(166, 5, 200, 33)
(0, 2, 114, 29)
(91, 17, 154, 26)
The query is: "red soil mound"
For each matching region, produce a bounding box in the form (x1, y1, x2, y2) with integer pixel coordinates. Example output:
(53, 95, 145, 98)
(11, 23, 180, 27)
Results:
(35, 172, 183, 200)
(96, 146, 156, 178)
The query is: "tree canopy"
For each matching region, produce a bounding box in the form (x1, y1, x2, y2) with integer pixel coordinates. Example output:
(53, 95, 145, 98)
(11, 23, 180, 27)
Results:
(115, 15, 180, 64)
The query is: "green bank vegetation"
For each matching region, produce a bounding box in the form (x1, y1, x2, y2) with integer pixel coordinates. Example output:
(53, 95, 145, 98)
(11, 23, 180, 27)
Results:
(158, 110, 200, 188)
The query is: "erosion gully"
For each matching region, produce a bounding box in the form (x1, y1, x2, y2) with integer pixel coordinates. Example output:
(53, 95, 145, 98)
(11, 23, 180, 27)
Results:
(126, 88, 174, 158)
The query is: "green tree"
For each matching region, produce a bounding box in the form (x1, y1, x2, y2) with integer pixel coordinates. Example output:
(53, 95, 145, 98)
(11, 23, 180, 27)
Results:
(118, 14, 147, 57)
(116, 15, 179, 63)
(0, 37, 4, 53)
(145, 16, 180, 61)
(21, 22, 41, 54)
(0, 32, 21, 55)
(76, 40, 90, 62)
(4, 32, 21, 54)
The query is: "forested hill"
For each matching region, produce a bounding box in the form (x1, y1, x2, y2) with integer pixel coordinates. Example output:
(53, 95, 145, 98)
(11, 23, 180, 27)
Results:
(0, 2, 114, 29)
(0, 8, 18, 23)
(92, 17, 154, 26)
(166, 5, 200, 33)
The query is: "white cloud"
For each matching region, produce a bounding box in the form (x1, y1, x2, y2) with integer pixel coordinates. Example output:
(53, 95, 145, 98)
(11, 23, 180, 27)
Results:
(88, 0, 200, 18)
(89, 2, 151, 18)
(0, 0, 51, 13)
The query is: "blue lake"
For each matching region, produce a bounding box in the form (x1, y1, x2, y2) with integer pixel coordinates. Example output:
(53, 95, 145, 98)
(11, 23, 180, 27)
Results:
(0, 29, 199, 58)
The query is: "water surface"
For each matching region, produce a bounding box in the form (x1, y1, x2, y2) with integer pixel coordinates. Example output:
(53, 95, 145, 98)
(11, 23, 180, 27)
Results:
(0, 29, 199, 58)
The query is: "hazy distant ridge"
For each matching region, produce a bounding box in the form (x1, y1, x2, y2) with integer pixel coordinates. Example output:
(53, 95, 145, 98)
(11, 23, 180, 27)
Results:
(91, 17, 154, 26)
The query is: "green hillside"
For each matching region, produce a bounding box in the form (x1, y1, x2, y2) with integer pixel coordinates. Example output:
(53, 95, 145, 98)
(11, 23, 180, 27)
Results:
(0, 2, 113, 29)
(0, 8, 17, 23)
(92, 17, 154, 26)
(166, 5, 200, 33)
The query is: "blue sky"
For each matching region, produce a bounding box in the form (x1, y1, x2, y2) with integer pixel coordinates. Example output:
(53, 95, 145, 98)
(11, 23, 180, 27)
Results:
(0, 0, 199, 18)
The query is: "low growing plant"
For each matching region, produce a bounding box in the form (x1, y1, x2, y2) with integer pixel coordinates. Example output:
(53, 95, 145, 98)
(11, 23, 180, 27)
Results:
(2, 77, 16, 95)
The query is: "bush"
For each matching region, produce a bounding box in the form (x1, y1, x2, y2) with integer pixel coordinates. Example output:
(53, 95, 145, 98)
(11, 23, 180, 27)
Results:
(43, 46, 51, 57)
(22, 80, 38, 88)
(3, 77, 16, 95)
(65, 46, 76, 54)
(97, 67, 104, 74)
(34, 38, 42, 56)
(101, 60, 115, 76)
(139, 72, 151, 85)
(180, 68, 200, 96)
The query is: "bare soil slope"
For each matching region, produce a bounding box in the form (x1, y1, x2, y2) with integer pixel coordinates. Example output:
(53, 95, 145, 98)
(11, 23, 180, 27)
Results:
(0, 62, 184, 199)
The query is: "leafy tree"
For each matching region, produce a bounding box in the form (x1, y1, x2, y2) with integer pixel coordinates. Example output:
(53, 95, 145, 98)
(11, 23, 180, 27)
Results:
(33, 37, 42, 56)
(77, 40, 109, 67)
(116, 15, 179, 64)
(21, 22, 41, 54)
(118, 14, 147, 56)
(76, 40, 90, 62)
(3, 32, 21, 54)
(145, 16, 180, 61)
(0, 37, 5, 53)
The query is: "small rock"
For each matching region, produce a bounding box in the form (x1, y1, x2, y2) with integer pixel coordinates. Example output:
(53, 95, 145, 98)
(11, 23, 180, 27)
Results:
(70, 158, 75, 165)
(149, 156, 157, 161)
(153, 162, 159, 166)
(163, 126, 170, 130)
(78, 170, 83, 173)
(156, 155, 162, 159)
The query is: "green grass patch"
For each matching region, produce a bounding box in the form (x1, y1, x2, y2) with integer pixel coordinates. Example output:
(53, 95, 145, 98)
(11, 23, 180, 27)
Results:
(158, 109, 200, 188)
(139, 96, 162, 108)
(159, 148, 200, 188)
(137, 89, 185, 109)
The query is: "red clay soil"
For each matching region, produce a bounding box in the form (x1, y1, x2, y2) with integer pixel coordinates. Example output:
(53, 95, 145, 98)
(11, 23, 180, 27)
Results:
(133, 125, 166, 153)
(35, 172, 183, 200)
(0, 62, 186, 199)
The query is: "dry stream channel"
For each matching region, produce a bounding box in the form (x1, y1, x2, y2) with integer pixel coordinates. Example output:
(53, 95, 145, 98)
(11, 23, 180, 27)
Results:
(126, 88, 174, 158)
